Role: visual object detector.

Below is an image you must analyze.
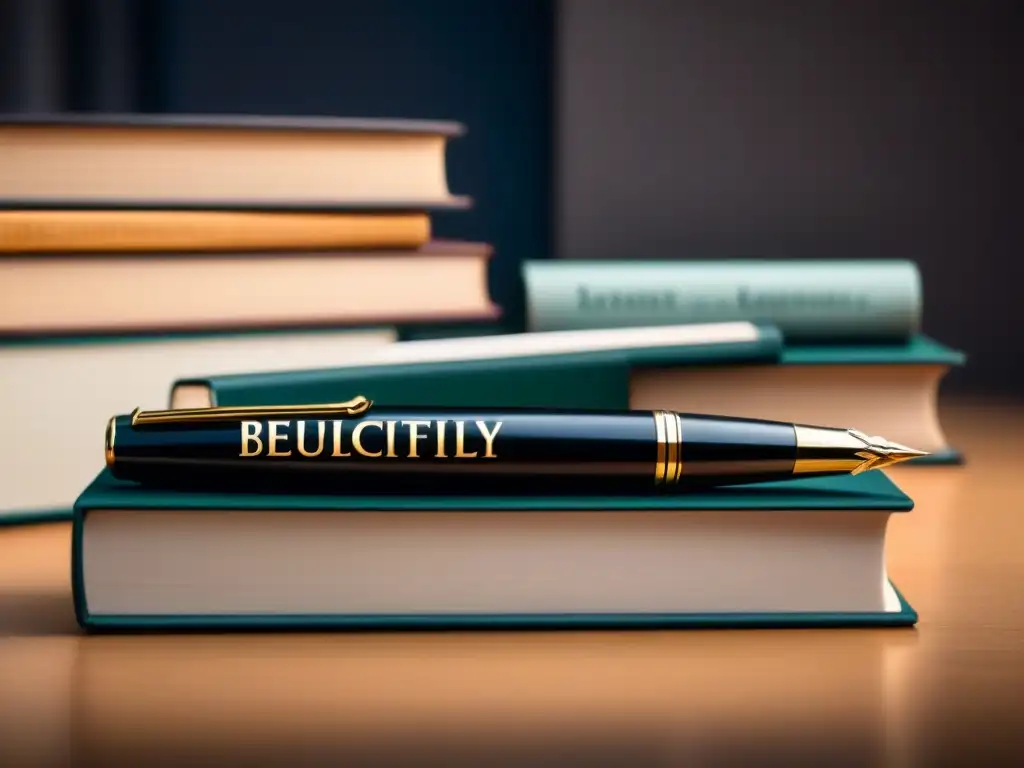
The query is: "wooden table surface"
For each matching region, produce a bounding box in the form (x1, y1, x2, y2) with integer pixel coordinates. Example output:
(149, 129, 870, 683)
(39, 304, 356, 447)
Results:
(1, 399, 1022, 767)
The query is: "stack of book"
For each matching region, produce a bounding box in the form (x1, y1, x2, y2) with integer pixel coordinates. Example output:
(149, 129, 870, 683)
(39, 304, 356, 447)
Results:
(17, 113, 943, 632)
(0, 114, 499, 523)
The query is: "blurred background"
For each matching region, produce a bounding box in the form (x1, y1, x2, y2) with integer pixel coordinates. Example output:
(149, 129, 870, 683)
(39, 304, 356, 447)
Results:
(1, 0, 1020, 396)
(2, 5, 1024, 764)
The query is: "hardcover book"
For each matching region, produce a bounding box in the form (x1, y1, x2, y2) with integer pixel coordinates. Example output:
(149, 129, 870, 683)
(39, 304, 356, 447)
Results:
(0, 326, 397, 526)
(169, 322, 781, 408)
(0, 209, 431, 252)
(0, 114, 469, 210)
(73, 469, 917, 631)
(0, 240, 498, 335)
(169, 326, 963, 464)
(523, 259, 922, 342)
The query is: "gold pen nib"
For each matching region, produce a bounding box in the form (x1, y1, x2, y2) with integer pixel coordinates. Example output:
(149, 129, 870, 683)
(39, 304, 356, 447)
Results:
(848, 430, 930, 474)
(793, 425, 930, 475)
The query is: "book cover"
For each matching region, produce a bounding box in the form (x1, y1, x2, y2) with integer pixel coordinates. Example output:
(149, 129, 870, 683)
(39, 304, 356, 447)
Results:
(0, 113, 467, 134)
(72, 469, 917, 631)
(779, 335, 964, 366)
(523, 260, 922, 342)
(170, 322, 784, 410)
(180, 331, 960, 409)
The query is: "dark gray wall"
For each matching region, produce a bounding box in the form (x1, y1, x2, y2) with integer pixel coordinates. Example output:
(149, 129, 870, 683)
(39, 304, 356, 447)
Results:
(557, 0, 1022, 395)
(0, 0, 137, 112)
(151, 0, 554, 333)
(0, 0, 64, 110)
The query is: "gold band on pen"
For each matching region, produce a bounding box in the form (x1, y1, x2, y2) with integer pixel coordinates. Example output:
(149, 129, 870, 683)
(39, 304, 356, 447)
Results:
(654, 411, 667, 484)
(104, 416, 116, 468)
(653, 411, 683, 485)
(672, 412, 683, 483)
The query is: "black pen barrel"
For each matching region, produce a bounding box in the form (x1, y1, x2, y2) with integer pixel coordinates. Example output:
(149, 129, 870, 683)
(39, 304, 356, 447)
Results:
(678, 413, 797, 480)
(105, 408, 799, 493)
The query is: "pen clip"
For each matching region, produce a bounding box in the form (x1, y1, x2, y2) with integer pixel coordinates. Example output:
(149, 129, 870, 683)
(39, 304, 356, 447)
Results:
(129, 395, 373, 426)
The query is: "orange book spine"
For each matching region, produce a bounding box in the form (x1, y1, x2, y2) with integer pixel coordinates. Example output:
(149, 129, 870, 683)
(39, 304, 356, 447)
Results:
(0, 210, 430, 252)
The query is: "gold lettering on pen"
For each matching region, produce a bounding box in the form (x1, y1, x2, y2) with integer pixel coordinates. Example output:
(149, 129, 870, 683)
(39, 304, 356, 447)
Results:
(352, 420, 383, 457)
(267, 420, 292, 457)
(403, 420, 431, 458)
(238, 419, 504, 459)
(297, 420, 326, 457)
(385, 421, 398, 458)
(331, 420, 351, 457)
(454, 421, 477, 458)
(240, 421, 263, 457)
(435, 420, 448, 458)
(477, 421, 503, 459)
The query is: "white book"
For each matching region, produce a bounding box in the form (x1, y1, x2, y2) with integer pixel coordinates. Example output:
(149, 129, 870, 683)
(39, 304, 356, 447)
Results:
(0, 327, 396, 522)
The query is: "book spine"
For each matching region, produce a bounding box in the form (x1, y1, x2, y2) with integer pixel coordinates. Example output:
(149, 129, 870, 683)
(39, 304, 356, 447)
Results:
(524, 261, 922, 341)
(0, 210, 430, 252)
(395, 320, 508, 343)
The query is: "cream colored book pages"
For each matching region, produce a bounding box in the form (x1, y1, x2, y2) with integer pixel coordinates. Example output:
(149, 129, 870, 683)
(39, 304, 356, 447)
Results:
(81, 509, 894, 616)
(0, 255, 493, 333)
(0, 125, 461, 205)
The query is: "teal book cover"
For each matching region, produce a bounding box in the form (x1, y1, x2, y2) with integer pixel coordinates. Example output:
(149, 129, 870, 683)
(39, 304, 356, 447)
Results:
(779, 335, 964, 366)
(72, 469, 917, 632)
(179, 332, 960, 410)
(522, 259, 922, 341)
(172, 324, 785, 410)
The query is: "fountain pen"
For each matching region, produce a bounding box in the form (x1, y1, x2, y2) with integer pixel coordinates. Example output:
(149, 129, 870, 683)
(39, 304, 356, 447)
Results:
(103, 395, 928, 493)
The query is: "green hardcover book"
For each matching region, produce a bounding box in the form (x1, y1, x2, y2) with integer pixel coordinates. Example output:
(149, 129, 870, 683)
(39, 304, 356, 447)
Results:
(73, 469, 917, 631)
(171, 329, 964, 464)
(171, 322, 781, 409)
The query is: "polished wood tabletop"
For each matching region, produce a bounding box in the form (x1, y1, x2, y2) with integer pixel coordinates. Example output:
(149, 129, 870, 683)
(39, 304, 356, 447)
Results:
(1, 399, 1022, 766)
